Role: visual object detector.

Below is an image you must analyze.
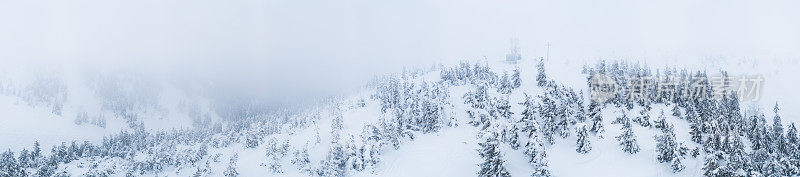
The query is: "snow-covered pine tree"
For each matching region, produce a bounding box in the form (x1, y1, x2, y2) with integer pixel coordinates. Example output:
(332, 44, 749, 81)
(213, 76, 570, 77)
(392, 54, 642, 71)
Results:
(671, 105, 681, 118)
(477, 130, 511, 177)
(653, 110, 668, 131)
(31, 141, 42, 168)
(36, 162, 55, 177)
(507, 124, 521, 150)
(536, 57, 547, 87)
(523, 121, 551, 177)
(689, 122, 702, 144)
(17, 149, 30, 170)
(498, 72, 512, 94)
(788, 123, 798, 148)
(292, 147, 313, 174)
(346, 135, 365, 172)
(379, 116, 401, 150)
(511, 69, 521, 89)
(611, 112, 628, 125)
(55, 143, 66, 163)
(419, 96, 442, 133)
(762, 154, 783, 176)
(633, 105, 651, 127)
(519, 93, 537, 133)
(68, 141, 79, 161)
(670, 153, 685, 173)
(319, 142, 346, 177)
(539, 95, 557, 144)
(750, 114, 769, 152)
(1, 150, 24, 177)
(224, 154, 239, 177)
(557, 109, 570, 138)
(245, 133, 260, 149)
(464, 80, 490, 110)
(192, 161, 211, 177)
(724, 134, 748, 172)
(575, 124, 592, 154)
(616, 120, 640, 154)
(360, 125, 382, 171)
(495, 97, 513, 121)
(587, 101, 604, 134)
(655, 125, 678, 163)
(702, 151, 733, 177)
(773, 103, 786, 153)
(780, 157, 799, 176)
(701, 124, 720, 151)
(572, 91, 587, 123)
(319, 115, 347, 177)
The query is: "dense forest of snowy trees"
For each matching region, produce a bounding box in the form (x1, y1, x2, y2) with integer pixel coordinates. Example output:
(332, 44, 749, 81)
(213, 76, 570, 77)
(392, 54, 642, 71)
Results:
(581, 59, 800, 176)
(0, 58, 797, 177)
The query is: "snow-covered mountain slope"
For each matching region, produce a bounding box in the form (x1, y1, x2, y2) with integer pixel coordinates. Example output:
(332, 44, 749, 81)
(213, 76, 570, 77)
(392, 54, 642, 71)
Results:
(0, 68, 221, 153)
(1, 57, 799, 177)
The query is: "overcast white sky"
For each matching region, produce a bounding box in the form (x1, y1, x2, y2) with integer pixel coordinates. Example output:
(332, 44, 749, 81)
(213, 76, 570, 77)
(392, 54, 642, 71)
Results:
(1, 0, 798, 96)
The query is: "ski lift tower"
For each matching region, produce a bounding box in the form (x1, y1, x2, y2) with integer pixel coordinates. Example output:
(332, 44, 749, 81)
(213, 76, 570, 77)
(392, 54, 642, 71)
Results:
(505, 38, 521, 64)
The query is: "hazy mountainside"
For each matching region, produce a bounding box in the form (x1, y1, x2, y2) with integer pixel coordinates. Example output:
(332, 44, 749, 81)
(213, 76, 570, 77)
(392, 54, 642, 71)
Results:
(0, 69, 223, 152)
(1, 58, 799, 177)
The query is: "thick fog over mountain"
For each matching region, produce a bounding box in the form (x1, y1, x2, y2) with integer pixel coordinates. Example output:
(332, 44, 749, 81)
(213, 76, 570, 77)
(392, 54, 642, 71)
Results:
(3, 0, 797, 95)
(1, 0, 799, 177)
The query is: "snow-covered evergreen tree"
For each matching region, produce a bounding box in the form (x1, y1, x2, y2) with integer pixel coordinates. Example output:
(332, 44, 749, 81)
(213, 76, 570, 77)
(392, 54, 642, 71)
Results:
(245, 133, 260, 149)
(633, 105, 651, 127)
(539, 95, 557, 144)
(494, 97, 513, 121)
(17, 149, 30, 170)
(464, 80, 490, 110)
(319, 116, 347, 177)
(653, 110, 668, 131)
(477, 130, 511, 177)
(360, 125, 382, 171)
(762, 154, 783, 176)
(671, 105, 681, 118)
(507, 124, 521, 150)
(702, 151, 728, 177)
(31, 141, 42, 168)
(319, 143, 346, 177)
(611, 112, 628, 125)
(536, 57, 547, 87)
(523, 120, 551, 177)
(557, 111, 571, 138)
(511, 69, 522, 89)
(687, 122, 702, 144)
(519, 93, 538, 134)
(655, 125, 678, 163)
(616, 119, 640, 154)
(1, 150, 24, 177)
(292, 147, 313, 174)
(670, 153, 685, 173)
(576, 124, 592, 154)
(224, 154, 240, 177)
(772, 103, 786, 153)
(498, 72, 512, 94)
(788, 123, 799, 145)
(346, 135, 365, 172)
(587, 101, 604, 134)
